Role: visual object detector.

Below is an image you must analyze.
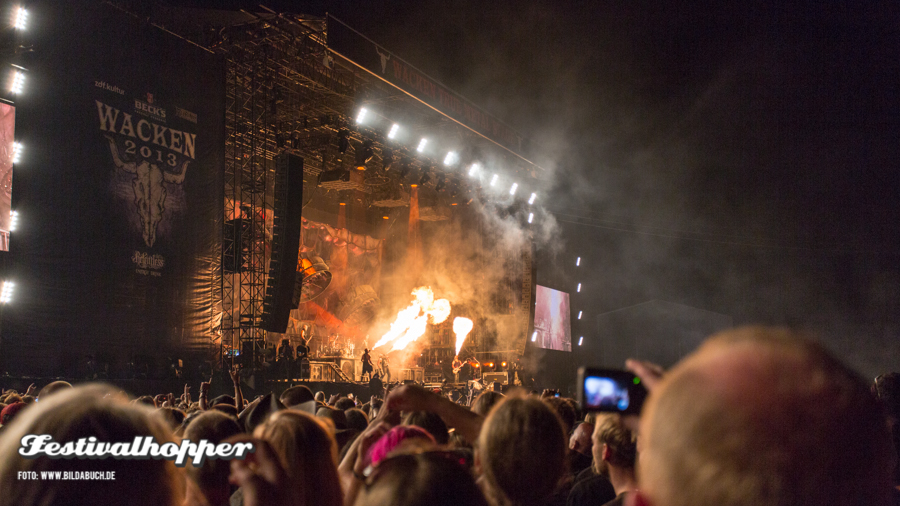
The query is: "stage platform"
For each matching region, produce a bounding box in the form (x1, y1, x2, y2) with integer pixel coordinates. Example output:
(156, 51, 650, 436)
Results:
(0, 375, 384, 403)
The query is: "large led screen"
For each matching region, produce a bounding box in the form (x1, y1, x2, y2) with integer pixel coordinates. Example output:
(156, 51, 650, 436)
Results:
(0, 103, 12, 251)
(533, 285, 571, 351)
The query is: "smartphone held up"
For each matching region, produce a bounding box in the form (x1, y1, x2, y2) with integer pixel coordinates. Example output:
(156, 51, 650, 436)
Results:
(577, 367, 647, 415)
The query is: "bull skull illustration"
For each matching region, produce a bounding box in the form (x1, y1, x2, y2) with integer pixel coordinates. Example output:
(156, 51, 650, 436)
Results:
(104, 135, 189, 247)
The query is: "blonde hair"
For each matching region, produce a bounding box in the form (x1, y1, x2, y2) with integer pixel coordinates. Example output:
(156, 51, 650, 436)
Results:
(254, 409, 343, 506)
(477, 396, 567, 506)
(0, 383, 182, 506)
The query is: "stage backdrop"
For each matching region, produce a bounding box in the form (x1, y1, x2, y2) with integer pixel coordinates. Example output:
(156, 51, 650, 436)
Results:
(3, 1, 224, 376)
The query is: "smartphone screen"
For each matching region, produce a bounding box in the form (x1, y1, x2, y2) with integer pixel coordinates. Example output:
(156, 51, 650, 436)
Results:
(577, 367, 646, 414)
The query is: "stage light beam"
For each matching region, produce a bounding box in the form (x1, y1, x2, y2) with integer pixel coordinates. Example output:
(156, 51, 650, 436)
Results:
(9, 71, 24, 94)
(528, 192, 536, 205)
(416, 138, 428, 153)
(13, 7, 26, 30)
(509, 183, 518, 195)
(388, 123, 399, 139)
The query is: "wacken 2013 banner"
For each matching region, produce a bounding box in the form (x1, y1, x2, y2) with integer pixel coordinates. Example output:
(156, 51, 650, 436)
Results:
(3, 1, 224, 376)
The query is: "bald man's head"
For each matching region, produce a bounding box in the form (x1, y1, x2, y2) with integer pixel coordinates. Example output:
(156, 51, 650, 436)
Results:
(638, 327, 892, 506)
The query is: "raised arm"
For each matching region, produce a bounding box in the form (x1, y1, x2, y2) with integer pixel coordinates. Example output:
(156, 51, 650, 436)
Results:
(386, 384, 484, 443)
(230, 365, 244, 411)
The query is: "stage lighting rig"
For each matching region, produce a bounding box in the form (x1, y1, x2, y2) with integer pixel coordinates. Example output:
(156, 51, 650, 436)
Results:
(443, 151, 458, 166)
(509, 183, 518, 196)
(356, 107, 368, 123)
(355, 139, 374, 169)
(12, 142, 21, 164)
(9, 210, 17, 231)
(337, 129, 350, 154)
(527, 212, 533, 223)
(13, 6, 26, 30)
(578, 337, 584, 346)
(577, 283, 581, 292)
(531, 331, 537, 342)
(576, 257, 581, 266)
(381, 148, 394, 171)
(468, 163, 479, 177)
(416, 138, 428, 153)
(418, 168, 431, 186)
(1, 281, 14, 303)
(9, 70, 24, 94)
(489, 174, 498, 186)
(387, 123, 400, 139)
(528, 193, 536, 205)
(578, 310, 582, 320)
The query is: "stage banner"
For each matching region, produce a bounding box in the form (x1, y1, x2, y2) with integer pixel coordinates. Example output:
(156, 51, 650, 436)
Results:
(326, 15, 526, 155)
(5, 1, 224, 376)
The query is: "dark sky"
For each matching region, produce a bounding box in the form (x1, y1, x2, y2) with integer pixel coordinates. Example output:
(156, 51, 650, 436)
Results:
(179, 0, 900, 375)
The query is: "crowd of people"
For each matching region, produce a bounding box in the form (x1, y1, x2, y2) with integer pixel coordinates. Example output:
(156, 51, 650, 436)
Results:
(0, 326, 898, 506)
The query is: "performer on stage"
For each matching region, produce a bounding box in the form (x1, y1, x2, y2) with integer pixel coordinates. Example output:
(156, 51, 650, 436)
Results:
(379, 354, 391, 383)
(361, 348, 374, 381)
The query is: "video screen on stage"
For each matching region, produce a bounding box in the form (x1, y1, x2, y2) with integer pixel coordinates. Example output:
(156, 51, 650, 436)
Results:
(533, 285, 572, 351)
(0, 103, 13, 252)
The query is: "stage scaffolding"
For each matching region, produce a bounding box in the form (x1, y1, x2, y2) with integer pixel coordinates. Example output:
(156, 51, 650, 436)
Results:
(133, 4, 544, 372)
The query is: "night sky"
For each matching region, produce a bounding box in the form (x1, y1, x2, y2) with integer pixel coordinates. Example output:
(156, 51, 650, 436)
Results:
(180, 0, 899, 378)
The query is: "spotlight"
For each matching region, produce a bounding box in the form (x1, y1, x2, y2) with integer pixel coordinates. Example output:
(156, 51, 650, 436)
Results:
(387, 123, 400, 139)
(489, 174, 498, 186)
(501, 361, 507, 367)
(416, 138, 428, 153)
(577, 283, 581, 292)
(443, 151, 457, 166)
(528, 193, 536, 205)
(1, 280, 14, 303)
(9, 210, 16, 232)
(12, 142, 21, 164)
(509, 183, 518, 196)
(487, 362, 494, 368)
(468, 163, 479, 177)
(527, 212, 533, 223)
(356, 107, 368, 123)
(383, 216, 389, 220)
(13, 6, 26, 30)
(576, 257, 581, 266)
(578, 336, 584, 346)
(9, 71, 24, 94)
(337, 129, 350, 154)
(577, 310, 582, 320)
(531, 331, 537, 342)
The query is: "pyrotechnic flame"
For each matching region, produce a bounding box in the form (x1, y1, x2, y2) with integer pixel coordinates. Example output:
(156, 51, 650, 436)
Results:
(429, 299, 451, 324)
(453, 317, 473, 355)
(372, 286, 462, 352)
